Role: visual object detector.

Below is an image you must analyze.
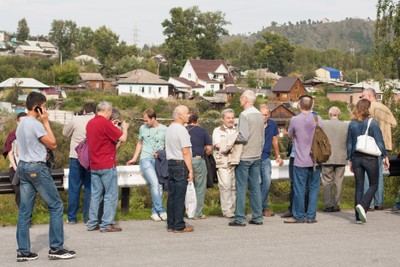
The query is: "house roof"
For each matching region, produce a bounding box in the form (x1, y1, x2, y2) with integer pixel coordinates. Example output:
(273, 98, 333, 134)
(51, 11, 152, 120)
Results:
(25, 40, 56, 49)
(322, 67, 340, 79)
(189, 59, 235, 84)
(118, 69, 169, 85)
(215, 86, 243, 94)
(0, 78, 49, 88)
(16, 45, 43, 52)
(79, 72, 104, 81)
(272, 77, 299, 92)
(170, 77, 203, 88)
(75, 55, 102, 65)
(242, 69, 282, 80)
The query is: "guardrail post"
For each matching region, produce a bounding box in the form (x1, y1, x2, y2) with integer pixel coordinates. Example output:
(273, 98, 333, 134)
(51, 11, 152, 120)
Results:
(121, 187, 130, 214)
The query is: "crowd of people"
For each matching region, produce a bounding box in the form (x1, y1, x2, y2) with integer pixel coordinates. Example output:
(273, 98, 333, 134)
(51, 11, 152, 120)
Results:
(3, 88, 400, 262)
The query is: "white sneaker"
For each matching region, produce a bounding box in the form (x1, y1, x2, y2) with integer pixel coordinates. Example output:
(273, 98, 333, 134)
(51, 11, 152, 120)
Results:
(159, 212, 167, 221)
(356, 204, 367, 222)
(151, 214, 162, 222)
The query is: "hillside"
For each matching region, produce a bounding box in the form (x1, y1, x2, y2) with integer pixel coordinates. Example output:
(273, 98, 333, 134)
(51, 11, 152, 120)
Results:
(222, 18, 375, 54)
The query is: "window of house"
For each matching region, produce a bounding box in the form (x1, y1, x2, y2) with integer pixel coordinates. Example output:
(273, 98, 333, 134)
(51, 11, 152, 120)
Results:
(377, 94, 383, 100)
(188, 73, 191, 78)
(141, 87, 144, 93)
(213, 74, 218, 79)
(95, 82, 100, 88)
(211, 84, 214, 89)
(148, 87, 151, 93)
(158, 87, 162, 93)
(129, 86, 132, 93)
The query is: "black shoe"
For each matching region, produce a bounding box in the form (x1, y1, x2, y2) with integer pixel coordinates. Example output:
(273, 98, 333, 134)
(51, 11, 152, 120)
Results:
(228, 221, 246, 227)
(48, 248, 76, 260)
(281, 211, 293, 218)
(17, 252, 38, 262)
(333, 207, 341, 212)
(249, 220, 263, 225)
(323, 207, 334, 212)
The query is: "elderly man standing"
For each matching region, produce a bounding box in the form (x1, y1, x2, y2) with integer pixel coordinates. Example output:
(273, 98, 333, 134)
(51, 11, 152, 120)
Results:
(259, 104, 284, 217)
(63, 102, 96, 224)
(86, 101, 129, 233)
(285, 95, 322, 224)
(166, 105, 194, 233)
(321, 106, 348, 212)
(229, 90, 264, 227)
(361, 88, 397, 210)
(187, 112, 212, 220)
(212, 109, 241, 218)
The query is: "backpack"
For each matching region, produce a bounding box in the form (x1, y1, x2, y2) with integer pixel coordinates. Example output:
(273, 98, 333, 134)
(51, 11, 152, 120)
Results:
(310, 115, 331, 164)
(75, 138, 90, 170)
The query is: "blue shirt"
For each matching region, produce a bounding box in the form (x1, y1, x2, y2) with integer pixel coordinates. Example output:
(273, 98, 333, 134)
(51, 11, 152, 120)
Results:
(186, 125, 212, 157)
(261, 119, 279, 160)
(346, 118, 387, 160)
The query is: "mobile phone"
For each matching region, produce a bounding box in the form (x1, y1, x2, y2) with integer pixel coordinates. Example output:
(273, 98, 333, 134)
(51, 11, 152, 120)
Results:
(34, 106, 43, 114)
(117, 122, 122, 127)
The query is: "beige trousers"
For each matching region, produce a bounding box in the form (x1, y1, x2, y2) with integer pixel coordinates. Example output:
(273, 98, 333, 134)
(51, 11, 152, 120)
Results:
(321, 165, 345, 209)
(217, 166, 236, 216)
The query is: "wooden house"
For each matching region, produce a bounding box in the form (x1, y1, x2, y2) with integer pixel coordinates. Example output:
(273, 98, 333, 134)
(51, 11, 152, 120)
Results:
(271, 77, 306, 102)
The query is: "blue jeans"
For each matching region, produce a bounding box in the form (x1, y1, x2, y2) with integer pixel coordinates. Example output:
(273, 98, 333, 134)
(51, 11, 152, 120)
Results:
(16, 161, 64, 253)
(167, 160, 188, 231)
(192, 158, 207, 217)
(87, 168, 118, 230)
(67, 158, 91, 223)
(363, 157, 383, 207)
(394, 191, 400, 209)
(234, 160, 263, 224)
(293, 165, 321, 221)
(353, 154, 379, 220)
(260, 158, 272, 211)
(140, 158, 165, 215)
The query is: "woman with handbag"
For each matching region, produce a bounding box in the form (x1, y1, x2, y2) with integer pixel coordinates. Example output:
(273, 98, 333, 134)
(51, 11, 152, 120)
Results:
(346, 99, 389, 224)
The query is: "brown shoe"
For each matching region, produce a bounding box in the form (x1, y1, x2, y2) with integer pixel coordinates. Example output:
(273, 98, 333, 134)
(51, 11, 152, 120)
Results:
(374, 205, 384, 210)
(87, 224, 100, 231)
(367, 207, 375, 212)
(280, 211, 293, 218)
(173, 226, 194, 233)
(100, 225, 122, 233)
(263, 209, 275, 217)
(284, 217, 305, 223)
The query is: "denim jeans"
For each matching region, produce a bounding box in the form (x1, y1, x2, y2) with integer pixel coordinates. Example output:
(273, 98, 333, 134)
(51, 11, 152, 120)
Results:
(353, 154, 379, 220)
(192, 158, 207, 217)
(87, 168, 118, 231)
(394, 191, 400, 209)
(140, 158, 165, 215)
(16, 161, 64, 253)
(293, 165, 321, 221)
(363, 157, 383, 207)
(234, 160, 263, 224)
(67, 158, 91, 223)
(288, 157, 294, 211)
(167, 160, 188, 230)
(260, 158, 272, 211)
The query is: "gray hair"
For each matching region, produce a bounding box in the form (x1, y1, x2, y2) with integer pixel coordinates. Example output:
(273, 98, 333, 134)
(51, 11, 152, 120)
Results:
(259, 104, 269, 111)
(241, 90, 256, 104)
(172, 105, 187, 120)
(97, 101, 113, 112)
(221, 108, 234, 118)
(110, 108, 121, 120)
(363, 88, 376, 98)
(328, 106, 341, 117)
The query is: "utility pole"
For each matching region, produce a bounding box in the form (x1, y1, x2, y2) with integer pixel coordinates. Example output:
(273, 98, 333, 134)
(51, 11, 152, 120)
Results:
(133, 24, 139, 46)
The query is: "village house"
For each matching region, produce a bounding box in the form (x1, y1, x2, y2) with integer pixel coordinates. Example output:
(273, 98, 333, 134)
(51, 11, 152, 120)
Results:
(169, 59, 235, 96)
(0, 77, 51, 101)
(315, 67, 343, 82)
(79, 72, 111, 90)
(271, 77, 307, 102)
(117, 69, 172, 98)
(242, 69, 282, 88)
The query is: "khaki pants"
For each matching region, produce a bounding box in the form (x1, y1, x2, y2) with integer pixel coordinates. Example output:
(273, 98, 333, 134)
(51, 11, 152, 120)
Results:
(321, 165, 345, 209)
(217, 166, 236, 216)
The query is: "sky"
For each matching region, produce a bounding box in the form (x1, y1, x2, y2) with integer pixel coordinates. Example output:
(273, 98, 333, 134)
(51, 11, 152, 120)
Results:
(0, 0, 378, 47)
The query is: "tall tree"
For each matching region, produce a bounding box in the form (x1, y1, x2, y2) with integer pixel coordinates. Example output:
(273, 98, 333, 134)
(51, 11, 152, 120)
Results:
(76, 26, 94, 55)
(48, 20, 79, 60)
(92, 26, 119, 63)
(253, 32, 295, 75)
(16, 18, 30, 41)
(162, 6, 230, 75)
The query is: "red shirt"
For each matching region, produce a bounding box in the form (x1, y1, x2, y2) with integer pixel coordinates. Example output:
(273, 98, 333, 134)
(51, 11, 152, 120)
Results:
(86, 115, 123, 170)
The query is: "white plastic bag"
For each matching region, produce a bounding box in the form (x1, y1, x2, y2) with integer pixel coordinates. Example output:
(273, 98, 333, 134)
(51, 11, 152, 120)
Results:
(185, 182, 197, 219)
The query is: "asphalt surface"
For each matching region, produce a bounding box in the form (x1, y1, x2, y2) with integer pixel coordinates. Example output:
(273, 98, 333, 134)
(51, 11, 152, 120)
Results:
(1, 210, 399, 267)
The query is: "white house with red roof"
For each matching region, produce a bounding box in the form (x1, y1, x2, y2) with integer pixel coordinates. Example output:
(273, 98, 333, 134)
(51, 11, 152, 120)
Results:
(169, 59, 235, 96)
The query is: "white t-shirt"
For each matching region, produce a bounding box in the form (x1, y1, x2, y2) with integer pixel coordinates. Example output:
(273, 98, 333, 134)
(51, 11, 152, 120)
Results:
(165, 122, 191, 160)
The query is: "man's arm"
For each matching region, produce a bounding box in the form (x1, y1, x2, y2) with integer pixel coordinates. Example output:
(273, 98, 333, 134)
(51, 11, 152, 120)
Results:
(39, 113, 57, 150)
(7, 150, 17, 171)
(62, 120, 74, 137)
(182, 147, 194, 182)
(236, 114, 249, 144)
(118, 122, 129, 142)
(204, 145, 212, 155)
(272, 135, 283, 166)
(127, 140, 143, 165)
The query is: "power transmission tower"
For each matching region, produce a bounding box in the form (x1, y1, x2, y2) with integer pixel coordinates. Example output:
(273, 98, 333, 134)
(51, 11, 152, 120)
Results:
(133, 24, 140, 46)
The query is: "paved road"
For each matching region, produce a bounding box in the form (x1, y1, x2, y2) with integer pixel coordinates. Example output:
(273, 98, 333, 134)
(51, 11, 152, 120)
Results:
(1, 210, 399, 267)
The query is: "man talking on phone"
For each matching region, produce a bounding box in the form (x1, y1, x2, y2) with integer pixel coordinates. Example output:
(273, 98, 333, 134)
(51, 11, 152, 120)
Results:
(15, 92, 76, 262)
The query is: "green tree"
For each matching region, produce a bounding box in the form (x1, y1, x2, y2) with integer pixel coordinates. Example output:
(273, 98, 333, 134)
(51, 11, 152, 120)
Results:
(52, 60, 79, 85)
(76, 26, 94, 55)
(246, 70, 258, 88)
(16, 18, 30, 41)
(48, 20, 79, 60)
(93, 26, 119, 63)
(220, 38, 252, 69)
(253, 32, 295, 75)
